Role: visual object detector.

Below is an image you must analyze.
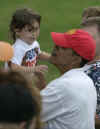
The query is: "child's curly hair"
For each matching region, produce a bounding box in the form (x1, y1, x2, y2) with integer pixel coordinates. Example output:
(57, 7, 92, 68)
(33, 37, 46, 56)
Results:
(9, 8, 41, 42)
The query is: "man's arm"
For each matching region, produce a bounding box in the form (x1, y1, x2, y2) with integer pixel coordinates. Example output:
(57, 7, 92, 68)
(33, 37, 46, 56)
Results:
(33, 72, 47, 90)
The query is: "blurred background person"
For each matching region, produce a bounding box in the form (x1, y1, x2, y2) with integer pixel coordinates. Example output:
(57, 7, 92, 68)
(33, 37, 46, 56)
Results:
(0, 69, 42, 129)
(81, 6, 100, 129)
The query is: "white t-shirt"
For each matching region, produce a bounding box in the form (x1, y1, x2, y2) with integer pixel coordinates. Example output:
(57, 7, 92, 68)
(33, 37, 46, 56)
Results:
(5, 39, 41, 68)
(41, 68, 97, 129)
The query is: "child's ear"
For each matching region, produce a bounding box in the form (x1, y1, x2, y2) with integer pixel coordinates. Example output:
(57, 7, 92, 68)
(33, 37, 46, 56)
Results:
(14, 29, 21, 36)
(14, 28, 20, 32)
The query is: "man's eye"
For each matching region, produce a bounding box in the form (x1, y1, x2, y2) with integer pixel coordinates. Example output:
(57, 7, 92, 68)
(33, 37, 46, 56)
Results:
(55, 46, 59, 50)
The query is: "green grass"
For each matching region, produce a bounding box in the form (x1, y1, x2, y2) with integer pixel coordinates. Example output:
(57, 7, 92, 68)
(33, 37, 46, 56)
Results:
(0, 0, 100, 82)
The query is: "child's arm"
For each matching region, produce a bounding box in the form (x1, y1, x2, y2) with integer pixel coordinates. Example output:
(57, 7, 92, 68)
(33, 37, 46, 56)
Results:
(10, 62, 48, 73)
(10, 62, 47, 90)
(38, 51, 51, 62)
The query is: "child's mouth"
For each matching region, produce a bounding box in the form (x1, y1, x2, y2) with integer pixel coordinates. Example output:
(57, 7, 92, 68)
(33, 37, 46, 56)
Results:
(32, 37, 35, 40)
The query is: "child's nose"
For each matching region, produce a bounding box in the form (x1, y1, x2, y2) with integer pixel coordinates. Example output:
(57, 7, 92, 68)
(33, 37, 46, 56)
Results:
(32, 32, 36, 37)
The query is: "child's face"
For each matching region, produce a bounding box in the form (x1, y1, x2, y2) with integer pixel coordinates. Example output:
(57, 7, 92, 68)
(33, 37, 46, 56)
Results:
(16, 20, 40, 44)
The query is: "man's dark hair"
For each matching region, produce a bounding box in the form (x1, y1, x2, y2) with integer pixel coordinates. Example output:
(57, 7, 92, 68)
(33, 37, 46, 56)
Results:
(0, 69, 41, 124)
(9, 8, 41, 41)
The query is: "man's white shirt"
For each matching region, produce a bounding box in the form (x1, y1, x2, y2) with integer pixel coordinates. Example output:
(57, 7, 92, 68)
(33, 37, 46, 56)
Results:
(41, 68, 97, 129)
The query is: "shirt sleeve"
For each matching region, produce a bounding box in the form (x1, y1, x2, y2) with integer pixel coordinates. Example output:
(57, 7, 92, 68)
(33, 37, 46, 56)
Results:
(35, 41, 41, 54)
(11, 45, 25, 65)
(40, 79, 65, 122)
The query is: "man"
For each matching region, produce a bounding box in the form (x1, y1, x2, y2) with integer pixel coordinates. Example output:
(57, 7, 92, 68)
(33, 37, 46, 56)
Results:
(0, 69, 42, 129)
(40, 29, 97, 129)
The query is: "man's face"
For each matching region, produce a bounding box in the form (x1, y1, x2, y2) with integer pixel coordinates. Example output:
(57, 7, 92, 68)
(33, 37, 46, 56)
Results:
(50, 45, 81, 73)
(16, 20, 40, 44)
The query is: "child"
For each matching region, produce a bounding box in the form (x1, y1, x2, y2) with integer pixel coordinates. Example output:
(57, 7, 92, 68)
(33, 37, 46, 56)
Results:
(5, 8, 51, 89)
(6, 8, 51, 75)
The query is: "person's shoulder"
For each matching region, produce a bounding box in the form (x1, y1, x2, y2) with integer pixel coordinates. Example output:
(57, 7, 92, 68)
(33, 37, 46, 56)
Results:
(46, 69, 84, 87)
(32, 40, 40, 46)
(62, 68, 93, 85)
(34, 40, 39, 44)
(42, 72, 74, 90)
(45, 77, 60, 88)
(40, 71, 82, 96)
(62, 68, 84, 77)
(13, 39, 22, 47)
(40, 77, 67, 96)
(13, 39, 28, 51)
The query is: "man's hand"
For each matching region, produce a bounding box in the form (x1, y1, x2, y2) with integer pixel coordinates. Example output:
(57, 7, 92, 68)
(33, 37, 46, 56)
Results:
(34, 71, 47, 90)
(33, 65, 48, 74)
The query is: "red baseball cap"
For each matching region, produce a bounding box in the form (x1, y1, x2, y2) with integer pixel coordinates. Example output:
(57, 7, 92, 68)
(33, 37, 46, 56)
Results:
(51, 29, 96, 61)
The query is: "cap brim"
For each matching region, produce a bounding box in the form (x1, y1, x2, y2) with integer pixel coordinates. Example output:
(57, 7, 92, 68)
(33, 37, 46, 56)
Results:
(51, 32, 68, 48)
(0, 42, 13, 61)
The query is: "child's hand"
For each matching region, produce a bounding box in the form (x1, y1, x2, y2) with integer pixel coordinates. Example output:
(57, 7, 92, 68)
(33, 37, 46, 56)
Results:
(34, 65, 48, 74)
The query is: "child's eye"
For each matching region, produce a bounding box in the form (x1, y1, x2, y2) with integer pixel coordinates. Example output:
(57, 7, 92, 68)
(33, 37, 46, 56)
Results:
(34, 27, 39, 31)
(27, 27, 39, 32)
(28, 28, 32, 32)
